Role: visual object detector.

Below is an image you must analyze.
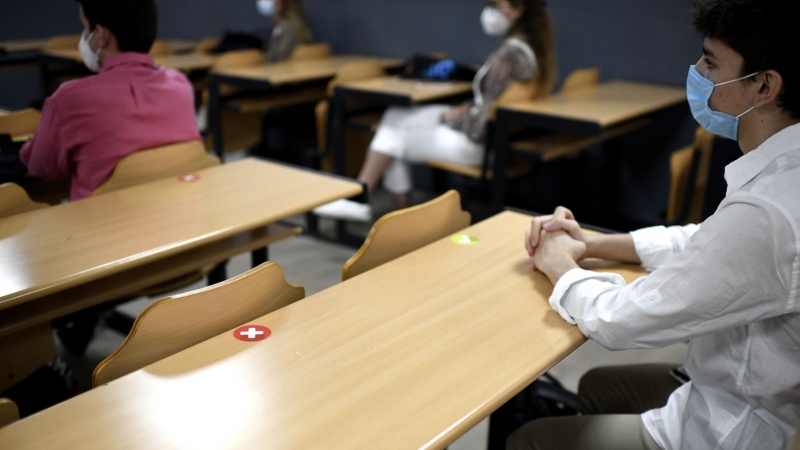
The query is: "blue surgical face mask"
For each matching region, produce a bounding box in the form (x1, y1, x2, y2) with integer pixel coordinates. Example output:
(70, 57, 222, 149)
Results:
(687, 65, 759, 141)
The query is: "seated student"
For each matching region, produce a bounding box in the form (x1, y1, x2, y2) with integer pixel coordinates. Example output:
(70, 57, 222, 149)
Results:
(513, 1, 800, 449)
(314, 0, 556, 221)
(256, 0, 315, 63)
(21, 0, 201, 200)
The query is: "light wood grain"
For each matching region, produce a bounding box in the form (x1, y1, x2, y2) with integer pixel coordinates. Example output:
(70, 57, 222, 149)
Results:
(93, 140, 219, 195)
(42, 35, 80, 51)
(0, 399, 19, 429)
(343, 190, 470, 280)
(94, 262, 304, 387)
(338, 76, 472, 103)
(0, 323, 56, 393)
(0, 108, 40, 140)
(213, 55, 405, 86)
(0, 183, 49, 218)
(0, 159, 362, 310)
(40, 48, 216, 72)
(165, 39, 198, 54)
(0, 38, 49, 53)
(0, 224, 300, 340)
(288, 43, 332, 61)
(0, 211, 648, 449)
(501, 80, 686, 128)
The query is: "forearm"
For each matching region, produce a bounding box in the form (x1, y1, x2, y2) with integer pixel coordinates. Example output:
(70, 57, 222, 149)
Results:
(584, 234, 641, 264)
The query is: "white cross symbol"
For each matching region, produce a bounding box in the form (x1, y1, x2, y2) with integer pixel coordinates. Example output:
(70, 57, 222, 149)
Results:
(459, 236, 472, 244)
(240, 327, 264, 339)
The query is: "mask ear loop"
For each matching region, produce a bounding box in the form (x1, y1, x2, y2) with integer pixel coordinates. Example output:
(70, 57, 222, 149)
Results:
(714, 71, 761, 87)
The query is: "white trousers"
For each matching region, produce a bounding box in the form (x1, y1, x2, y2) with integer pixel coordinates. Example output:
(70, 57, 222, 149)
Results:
(370, 105, 484, 195)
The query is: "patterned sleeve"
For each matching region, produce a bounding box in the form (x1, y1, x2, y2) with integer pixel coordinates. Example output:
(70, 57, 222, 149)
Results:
(448, 41, 536, 143)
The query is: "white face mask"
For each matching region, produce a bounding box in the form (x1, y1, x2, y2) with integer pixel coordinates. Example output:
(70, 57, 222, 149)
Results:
(78, 29, 101, 73)
(257, 0, 275, 17)
(481, 6, 512, 36)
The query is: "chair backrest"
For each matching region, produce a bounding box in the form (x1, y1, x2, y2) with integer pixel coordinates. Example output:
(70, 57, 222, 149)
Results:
(560, 67, 600, 93)
(342, 190, 471, 281)
(93, 262, 304, 387)
(93, 140, 220, 196)
(325, 60, 388, 95)
(0, 108, 41, 139)
(289, 43, 332, 61)
(0, 183, 49, 218)
(43, 35, 81, 50)
(490, 80, 541, 119)
(0, 398, 19, 428)
(789, 428, 800, 450)
(667, 127, 714, 223)
(149, 39, 172, 57)
(194, 36, 221, 54)
(211, 48, 267, 71)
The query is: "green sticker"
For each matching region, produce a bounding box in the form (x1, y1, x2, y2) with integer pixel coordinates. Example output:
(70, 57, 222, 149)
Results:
(451, 234, 480, 246)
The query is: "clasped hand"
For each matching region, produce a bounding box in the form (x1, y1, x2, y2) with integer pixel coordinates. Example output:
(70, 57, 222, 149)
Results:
(524, 206, 587, 283)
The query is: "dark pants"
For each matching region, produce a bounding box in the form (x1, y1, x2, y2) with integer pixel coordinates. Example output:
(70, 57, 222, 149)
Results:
(507, 364, 682, 450)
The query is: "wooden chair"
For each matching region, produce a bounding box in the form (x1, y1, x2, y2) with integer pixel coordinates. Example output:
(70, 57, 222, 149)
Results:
(342, 190, 470, 281)
(0, 183, 48, 218)
(289, 43, 332, 61)
(93, 140, 219, 195)
(0, 108, 40, 142)
(666, 127, 714, 224)
(92, 262, 304, 386)
(559, 67, 600, 92)
(0, 398, 19, 428)
(315, 60, 389, 174)
(194, 36, 221, 54)
(148, 39, 172, 57)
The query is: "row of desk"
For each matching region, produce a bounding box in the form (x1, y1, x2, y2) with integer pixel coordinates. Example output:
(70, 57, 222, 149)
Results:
(0, 181, 647, 447)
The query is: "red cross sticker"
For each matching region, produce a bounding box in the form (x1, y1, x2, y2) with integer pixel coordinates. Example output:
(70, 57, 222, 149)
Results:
(233, 325, 271, 342)
(178, 174, 200, 183)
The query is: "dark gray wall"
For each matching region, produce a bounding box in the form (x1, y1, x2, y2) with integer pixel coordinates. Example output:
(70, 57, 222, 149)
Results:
(1, 0, 703, 220)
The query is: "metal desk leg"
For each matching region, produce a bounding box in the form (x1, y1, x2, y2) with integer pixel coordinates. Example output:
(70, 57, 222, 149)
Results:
(251, 247, 269, 268)
(490, 110, 512, 213)
(208, 75, 225, 162)
(331, 93, 348, 176)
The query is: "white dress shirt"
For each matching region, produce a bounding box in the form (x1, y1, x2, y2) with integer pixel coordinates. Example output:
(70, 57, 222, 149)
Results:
(549, 123, 800, 450)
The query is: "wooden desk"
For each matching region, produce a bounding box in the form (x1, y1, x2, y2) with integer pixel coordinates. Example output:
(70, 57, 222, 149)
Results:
(330, 77, 472, 175)
(0, 210, 647, 449)
(207, 56, 406, 160)
(0, 158, 362, 392)
(40, 48, 216, 73)
(164, 39, 198, 54)
(0, 108, 9, 116)
(0, 38, 49, 54)
(491, 80, 687, 220)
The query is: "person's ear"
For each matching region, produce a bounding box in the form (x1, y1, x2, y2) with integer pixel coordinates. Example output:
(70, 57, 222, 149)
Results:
(753, 70, 784, 109)
(94, 25, 109, 49)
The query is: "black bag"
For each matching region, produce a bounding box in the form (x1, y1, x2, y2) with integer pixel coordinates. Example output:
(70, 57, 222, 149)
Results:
(210, 31, 265, 54)
(400, 54, 477, 82)
(487, 372, 580, 450)
(0, 135, 27, 184)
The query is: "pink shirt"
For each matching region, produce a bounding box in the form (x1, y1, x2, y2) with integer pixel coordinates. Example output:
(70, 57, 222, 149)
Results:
(21, 53, 201, 200)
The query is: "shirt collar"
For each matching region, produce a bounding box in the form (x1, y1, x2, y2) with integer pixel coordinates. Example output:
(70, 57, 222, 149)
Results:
(725, 122, 800, 193)
(100, 52, 158, 73)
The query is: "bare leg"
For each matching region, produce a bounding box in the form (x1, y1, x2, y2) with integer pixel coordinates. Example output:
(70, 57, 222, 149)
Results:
(357, 151, 394, 193)
(393, 193, 411, 210)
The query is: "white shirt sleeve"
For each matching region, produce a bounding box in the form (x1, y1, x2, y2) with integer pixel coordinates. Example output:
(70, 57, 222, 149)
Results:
(549, 196, 797, 351)
(630, 224, 701, 272)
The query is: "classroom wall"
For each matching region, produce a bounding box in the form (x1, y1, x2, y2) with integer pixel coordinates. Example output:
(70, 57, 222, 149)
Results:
(1, 0, 703, 221)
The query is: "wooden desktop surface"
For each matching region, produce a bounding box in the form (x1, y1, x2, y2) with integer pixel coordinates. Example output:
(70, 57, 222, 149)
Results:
(165, 39, 198, 54)
(0, 210, 648, 449)
(0, 38, 49, 53)
(41, 48, 216, 72)
(500, 80, 687, 128)
(212, 55, 405, 86)
(0, 159, 362, 311)
(0, 108, 9, 116)
(337, 76, 473, 103)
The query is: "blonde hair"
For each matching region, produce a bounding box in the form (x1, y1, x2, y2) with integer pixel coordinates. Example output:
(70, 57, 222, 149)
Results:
(280, 0, 314, 43)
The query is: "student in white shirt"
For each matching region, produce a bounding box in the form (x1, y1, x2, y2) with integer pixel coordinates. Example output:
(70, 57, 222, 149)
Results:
(510, 0, 800, 449)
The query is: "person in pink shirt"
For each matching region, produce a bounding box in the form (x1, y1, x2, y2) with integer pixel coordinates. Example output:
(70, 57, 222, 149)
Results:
(21, 0, 202, 200)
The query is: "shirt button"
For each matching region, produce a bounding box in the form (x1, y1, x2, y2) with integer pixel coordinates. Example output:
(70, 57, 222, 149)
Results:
(648, 293, 656, 300)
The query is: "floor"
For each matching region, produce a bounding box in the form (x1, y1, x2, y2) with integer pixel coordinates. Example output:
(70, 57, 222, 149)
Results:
(54, 151, 688, 450)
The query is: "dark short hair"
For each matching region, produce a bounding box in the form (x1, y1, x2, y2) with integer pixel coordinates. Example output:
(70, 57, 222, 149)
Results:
(76, 0, 158, 53)
(692, 0, 799, 119)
